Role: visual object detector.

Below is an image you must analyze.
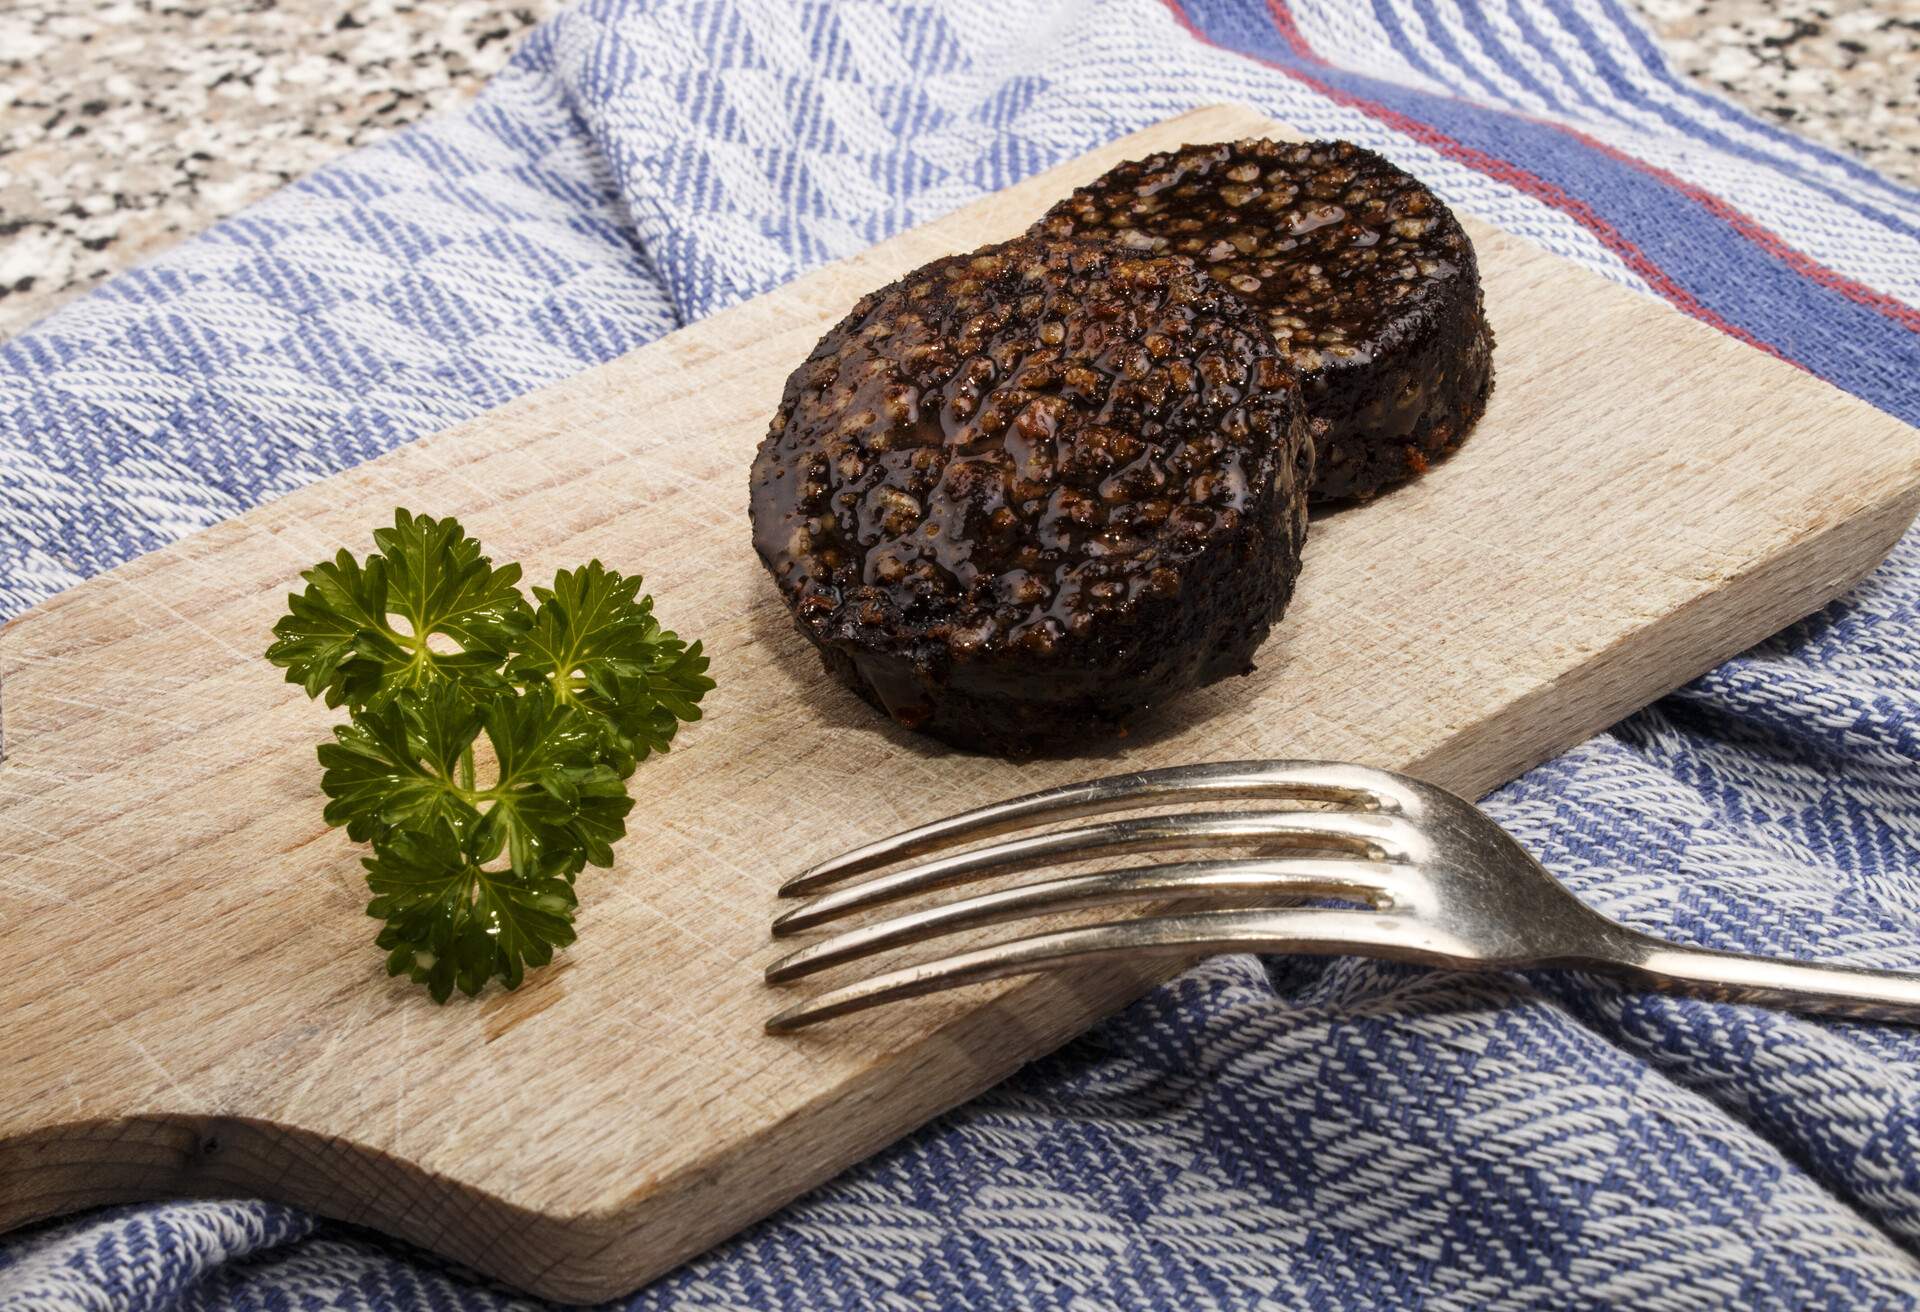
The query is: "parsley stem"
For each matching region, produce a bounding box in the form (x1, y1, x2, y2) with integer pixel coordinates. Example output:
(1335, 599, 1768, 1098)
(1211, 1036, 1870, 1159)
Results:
(459, 743, 475, 792)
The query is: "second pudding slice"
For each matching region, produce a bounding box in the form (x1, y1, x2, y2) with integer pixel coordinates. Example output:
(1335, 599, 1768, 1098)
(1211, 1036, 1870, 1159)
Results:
(1037, 139, 1494, 502)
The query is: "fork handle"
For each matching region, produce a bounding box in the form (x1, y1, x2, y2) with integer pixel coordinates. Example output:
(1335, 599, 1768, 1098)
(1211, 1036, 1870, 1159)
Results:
(1595, 931, 1920, 1023)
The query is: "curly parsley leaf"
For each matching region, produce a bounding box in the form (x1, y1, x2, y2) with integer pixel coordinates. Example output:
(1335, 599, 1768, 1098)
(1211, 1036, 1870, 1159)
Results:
(374, 508, 530, 669)
(365, 823, 577, 1003)
(469, 687, 634, 879)
(273, 511, 712, 1001)
(267, 509, 531, 710)
(506, 561, 716, 773)
(317, 684, 633, 880)
(316, 683, 483, 843)
(264, 548, 394, 708)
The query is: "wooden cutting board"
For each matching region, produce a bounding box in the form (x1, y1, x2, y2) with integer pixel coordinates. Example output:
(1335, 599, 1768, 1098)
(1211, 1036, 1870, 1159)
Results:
(5, 104, 1919, 1302)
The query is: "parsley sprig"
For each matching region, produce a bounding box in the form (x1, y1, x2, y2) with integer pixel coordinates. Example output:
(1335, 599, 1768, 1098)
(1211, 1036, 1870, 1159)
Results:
(269, 510, 713, 1001)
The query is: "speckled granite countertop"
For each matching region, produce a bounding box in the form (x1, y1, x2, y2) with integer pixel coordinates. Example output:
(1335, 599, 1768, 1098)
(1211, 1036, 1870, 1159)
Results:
(1641, 0, 1918, 180)
(1, 0, 561, 338)
(1, 0, 1915, 339)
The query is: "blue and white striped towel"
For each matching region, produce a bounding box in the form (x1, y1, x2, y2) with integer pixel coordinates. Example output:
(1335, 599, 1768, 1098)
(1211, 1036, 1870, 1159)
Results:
(5, 1, 1920, 1307)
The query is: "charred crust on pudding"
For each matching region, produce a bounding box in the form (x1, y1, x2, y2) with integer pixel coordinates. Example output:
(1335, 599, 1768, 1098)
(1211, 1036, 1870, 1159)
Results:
(1036, 138, 1495, 502)
(750, 235, 1313, 754)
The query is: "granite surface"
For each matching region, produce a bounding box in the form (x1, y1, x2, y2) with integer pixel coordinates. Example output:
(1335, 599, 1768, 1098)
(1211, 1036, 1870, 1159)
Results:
(1, 0, 1916, 340)
(1640, 0, 1919, 184)
(0, 0, 561, 339)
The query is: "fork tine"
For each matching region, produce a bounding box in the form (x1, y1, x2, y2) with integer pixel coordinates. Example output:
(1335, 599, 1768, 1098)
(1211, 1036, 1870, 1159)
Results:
(764, 907, 1431, 1033)
(766, 857, 1411, 984)
(772, 810, 1420, 937)
(781, 760, 1407, 897)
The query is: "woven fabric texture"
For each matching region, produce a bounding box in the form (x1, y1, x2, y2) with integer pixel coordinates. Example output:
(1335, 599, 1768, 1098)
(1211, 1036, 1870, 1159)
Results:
(4, 1, 1920, 1308)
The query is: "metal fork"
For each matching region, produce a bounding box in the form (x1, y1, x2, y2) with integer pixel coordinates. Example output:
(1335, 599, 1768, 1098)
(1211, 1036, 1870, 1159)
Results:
(764, 760, 1920, 1033)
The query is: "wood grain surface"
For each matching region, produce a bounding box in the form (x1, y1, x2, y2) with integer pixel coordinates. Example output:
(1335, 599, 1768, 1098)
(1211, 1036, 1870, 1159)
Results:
(4, 104, 1918, 1302)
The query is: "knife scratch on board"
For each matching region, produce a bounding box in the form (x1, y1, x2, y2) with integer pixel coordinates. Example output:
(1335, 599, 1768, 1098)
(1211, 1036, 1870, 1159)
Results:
(54, 958, 200, 1107)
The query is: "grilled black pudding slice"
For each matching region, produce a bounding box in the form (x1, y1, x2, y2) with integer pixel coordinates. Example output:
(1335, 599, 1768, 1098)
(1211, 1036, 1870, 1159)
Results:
(750, 235, 1313, 754)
